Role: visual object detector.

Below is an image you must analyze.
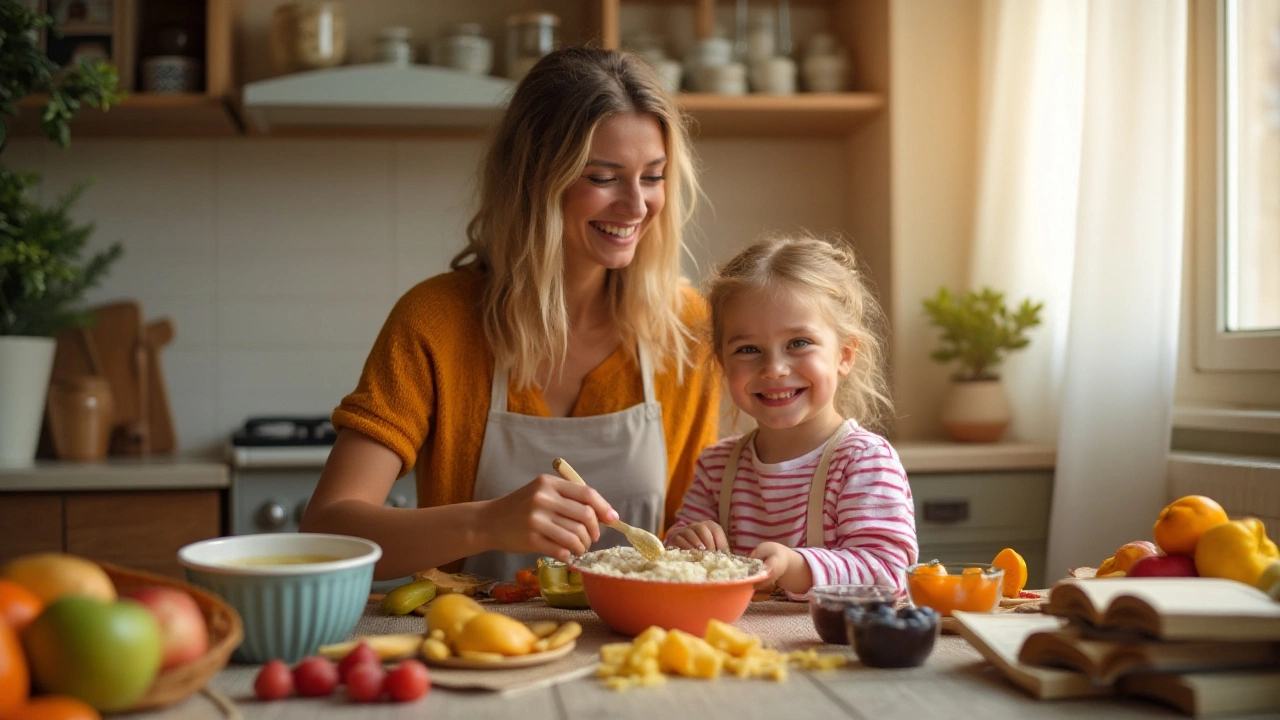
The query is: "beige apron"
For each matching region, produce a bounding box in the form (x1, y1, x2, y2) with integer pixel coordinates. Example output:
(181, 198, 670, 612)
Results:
(718, 423, 852, 549)
(464, 345, 668, 581)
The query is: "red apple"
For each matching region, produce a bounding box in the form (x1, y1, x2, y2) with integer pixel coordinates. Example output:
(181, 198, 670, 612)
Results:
(123, 586, 209, 670)
(1127, 553, 1199, 578)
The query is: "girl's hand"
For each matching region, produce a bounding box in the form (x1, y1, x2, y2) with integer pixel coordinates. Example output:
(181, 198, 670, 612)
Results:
(750, 542, 811, 593)
(666, 521, 729, 551)
(483, 474, 618, 562)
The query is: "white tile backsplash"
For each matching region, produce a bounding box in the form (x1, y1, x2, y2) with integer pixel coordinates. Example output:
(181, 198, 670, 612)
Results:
(4, 135, 851, 457)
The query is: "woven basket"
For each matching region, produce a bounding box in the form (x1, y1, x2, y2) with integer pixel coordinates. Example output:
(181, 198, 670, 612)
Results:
(100, 562, 243, 712)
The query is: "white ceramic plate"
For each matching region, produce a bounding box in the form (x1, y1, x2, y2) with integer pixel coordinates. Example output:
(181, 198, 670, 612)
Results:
(424, 640, 576, 669)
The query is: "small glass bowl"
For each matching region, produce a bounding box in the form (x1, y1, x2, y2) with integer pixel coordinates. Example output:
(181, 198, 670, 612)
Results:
(807, 584, 896, 645)
(846, 604, 940, 668)
(905, 561, 1004, 617)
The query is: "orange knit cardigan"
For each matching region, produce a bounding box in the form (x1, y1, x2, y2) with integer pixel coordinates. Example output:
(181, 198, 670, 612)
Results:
(332, 267, 722, 533)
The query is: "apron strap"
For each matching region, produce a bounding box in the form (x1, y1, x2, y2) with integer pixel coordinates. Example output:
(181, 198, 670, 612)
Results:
(718, 430, 755, 534)
(638, 344, 656, 404)
(489, 360, 509, 413)
(806, 422, 852, 547)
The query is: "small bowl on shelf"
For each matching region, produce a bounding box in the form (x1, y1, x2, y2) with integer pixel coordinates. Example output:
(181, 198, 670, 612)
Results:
(905, 561, 1003, 617)
(807, 584, 897, 645)
(845, 604, 940, 668)
(178, 533, 381, 663)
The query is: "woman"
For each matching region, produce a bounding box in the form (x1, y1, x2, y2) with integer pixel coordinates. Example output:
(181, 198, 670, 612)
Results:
(300, 47, 721, 582)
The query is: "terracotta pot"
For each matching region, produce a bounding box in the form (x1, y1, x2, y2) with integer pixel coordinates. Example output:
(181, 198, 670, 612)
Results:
(940, 379, 1011, 443)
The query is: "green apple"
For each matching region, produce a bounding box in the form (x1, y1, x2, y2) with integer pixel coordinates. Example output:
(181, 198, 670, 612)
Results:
(22, 595, 163, 712)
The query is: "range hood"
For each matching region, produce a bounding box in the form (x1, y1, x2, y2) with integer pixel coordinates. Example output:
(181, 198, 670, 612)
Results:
(241, 64, 516, 133)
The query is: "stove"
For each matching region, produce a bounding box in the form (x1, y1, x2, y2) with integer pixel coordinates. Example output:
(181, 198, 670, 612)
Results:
(227, 416, 416, 538)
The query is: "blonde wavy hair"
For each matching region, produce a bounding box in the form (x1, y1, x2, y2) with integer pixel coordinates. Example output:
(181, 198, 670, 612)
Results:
(451, 47, 700, 389)
(704, 234, 894, 433)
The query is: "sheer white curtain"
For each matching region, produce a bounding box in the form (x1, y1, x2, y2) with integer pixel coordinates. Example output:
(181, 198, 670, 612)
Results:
(970, 0, 1187, 573)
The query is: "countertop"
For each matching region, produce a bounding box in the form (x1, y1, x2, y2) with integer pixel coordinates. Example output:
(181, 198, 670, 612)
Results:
(0, 457, 228, 491)
(117, 600, 1199, 720)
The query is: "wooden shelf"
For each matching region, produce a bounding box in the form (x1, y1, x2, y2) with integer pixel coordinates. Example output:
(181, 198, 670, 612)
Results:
(677, 92, 885, 137)
(11, 93, 243, 138)
(58, 22, 115, 36)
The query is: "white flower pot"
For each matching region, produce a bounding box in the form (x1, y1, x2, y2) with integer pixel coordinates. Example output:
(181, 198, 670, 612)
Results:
(940, 379, 1011, 443)
(0, 336, 56, 467)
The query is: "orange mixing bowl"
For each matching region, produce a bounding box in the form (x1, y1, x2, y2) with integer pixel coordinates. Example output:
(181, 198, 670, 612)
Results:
(569, 562, 770, 637)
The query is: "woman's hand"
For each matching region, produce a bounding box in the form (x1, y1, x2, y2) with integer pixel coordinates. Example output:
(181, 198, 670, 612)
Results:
(666, 521, 729, 551)
(750, 542, 811, 594)
(483, 474, 618, 562)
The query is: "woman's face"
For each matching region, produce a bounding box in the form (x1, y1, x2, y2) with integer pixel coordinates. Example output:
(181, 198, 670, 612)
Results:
(561, 112, 667, 276)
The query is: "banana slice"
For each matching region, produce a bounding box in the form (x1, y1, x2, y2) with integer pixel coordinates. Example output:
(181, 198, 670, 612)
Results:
(319, 633, 424, 661)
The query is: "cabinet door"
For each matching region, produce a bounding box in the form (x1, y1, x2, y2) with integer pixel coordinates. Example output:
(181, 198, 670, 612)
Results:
(0, 493, 64, 565)
(65, 490, 222, 578)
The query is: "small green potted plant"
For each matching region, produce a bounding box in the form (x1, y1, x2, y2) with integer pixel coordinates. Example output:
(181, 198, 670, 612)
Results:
(0, 2, 122, 467)
(922, 286, 1043, 442)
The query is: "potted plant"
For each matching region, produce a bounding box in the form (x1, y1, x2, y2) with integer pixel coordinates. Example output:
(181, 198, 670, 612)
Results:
(922, 286, 1043, 442)
(0, 2, 122, 466)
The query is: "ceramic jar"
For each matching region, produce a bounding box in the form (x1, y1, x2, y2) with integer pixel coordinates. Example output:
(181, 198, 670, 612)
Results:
(376, 26, 413, 66)
(802, 32, 848, 93)
(434, 23, 493, 76)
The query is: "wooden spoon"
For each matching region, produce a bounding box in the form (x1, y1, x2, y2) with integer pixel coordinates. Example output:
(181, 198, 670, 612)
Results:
(551, 457, 666, 561)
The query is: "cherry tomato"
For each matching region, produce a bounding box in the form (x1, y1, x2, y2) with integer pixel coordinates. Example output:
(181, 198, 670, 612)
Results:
(514, 568, 541, 590)
(337, 642, 380, 682)
(254, 659, 294, 701)
(293, 656, 339, 697)
(384, 659, 430, 702)
(345, 662, 386, 703)
(491, 584, 529, 603)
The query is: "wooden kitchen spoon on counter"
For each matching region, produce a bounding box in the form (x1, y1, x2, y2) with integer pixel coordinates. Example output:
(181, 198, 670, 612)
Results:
(551, 457, 665, 561)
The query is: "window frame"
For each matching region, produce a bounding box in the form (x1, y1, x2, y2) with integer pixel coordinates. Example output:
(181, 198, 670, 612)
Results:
(1192, 0, 1280, 372)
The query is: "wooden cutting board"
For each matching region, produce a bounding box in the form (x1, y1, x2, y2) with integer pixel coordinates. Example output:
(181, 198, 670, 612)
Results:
(144, 318, 177, 454)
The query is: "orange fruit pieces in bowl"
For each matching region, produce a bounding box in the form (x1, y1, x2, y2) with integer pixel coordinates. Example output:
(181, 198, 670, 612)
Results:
(992, 548, 1028, 597)
(1153, 495, 1229, 555)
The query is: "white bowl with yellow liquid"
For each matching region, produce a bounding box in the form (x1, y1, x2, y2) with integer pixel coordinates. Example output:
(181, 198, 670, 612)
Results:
(178, 533, 381, 662)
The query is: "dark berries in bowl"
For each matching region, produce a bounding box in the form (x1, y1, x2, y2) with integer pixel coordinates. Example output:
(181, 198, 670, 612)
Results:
(845, 604, 939, 668)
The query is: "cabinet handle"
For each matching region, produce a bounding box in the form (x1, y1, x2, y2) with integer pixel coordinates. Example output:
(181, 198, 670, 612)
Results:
(923, 499, 969, 523)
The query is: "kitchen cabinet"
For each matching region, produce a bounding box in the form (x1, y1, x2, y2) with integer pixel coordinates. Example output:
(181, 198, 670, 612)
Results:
(912, 470, 1055, 589)
(10, 0, 242, 138)
(0, 489, 222, 578)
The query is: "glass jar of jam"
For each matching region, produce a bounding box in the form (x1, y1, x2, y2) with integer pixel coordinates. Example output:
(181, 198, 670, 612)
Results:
(807, 584, 896, 645)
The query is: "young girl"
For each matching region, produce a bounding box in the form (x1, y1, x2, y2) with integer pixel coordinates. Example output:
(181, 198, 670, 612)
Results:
(666, 235, 918, 597)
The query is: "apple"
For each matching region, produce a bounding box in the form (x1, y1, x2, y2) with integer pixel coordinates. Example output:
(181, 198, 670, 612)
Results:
(21, 595, 163, 712)
(1127, 553, 1198, 578)
(124, 586, 209, 670)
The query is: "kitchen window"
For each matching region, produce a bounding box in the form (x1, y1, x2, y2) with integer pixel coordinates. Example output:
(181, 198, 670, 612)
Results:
(1192, 0, 1280, 372)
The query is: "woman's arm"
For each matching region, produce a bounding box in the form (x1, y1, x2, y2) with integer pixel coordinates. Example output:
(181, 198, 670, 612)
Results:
(301, 429, 618, 580)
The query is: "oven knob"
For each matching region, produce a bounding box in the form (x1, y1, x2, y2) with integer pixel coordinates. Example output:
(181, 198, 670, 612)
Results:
(386, 494, 409, 509)
(257, 502, 288, 530)
(294, 500, 309, 524)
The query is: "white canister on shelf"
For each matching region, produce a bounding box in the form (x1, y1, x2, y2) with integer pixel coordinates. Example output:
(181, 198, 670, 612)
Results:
(693, 61, 747, 95)
(746, 9, 776, 64)
(434, 23, 492, 75)
(750, 56, 796, 95)
(803, 52, 847, 93)
(683, 36, 733, 92)
(376, 26, 413, 66)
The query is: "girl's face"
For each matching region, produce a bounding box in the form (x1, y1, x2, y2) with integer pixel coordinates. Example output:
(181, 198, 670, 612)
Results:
(720, 287, 856, 442)
(561, 113, 667, 278)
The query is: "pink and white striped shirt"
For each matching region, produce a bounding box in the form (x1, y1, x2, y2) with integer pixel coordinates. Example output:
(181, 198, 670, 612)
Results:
(667, 419, 918, 596)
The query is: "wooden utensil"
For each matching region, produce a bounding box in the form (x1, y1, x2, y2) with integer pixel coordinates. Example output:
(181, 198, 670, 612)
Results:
(551, 457, 665, 561)
(144, 318, 177, 454)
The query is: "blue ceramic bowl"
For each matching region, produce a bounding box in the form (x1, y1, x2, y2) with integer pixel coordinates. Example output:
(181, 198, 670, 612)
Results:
(178, 533, 381, 663)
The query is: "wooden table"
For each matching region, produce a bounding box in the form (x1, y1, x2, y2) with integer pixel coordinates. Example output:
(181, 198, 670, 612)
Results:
(119, 601, 1210, 720)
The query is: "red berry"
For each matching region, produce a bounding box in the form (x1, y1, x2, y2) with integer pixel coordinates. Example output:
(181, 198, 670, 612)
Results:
(293, 656, 340, 696)
(338, 642, 380, 682)
(384, 659, 430, 702)
(254, 659, 294, 701)
(345, 662, 386, 703)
